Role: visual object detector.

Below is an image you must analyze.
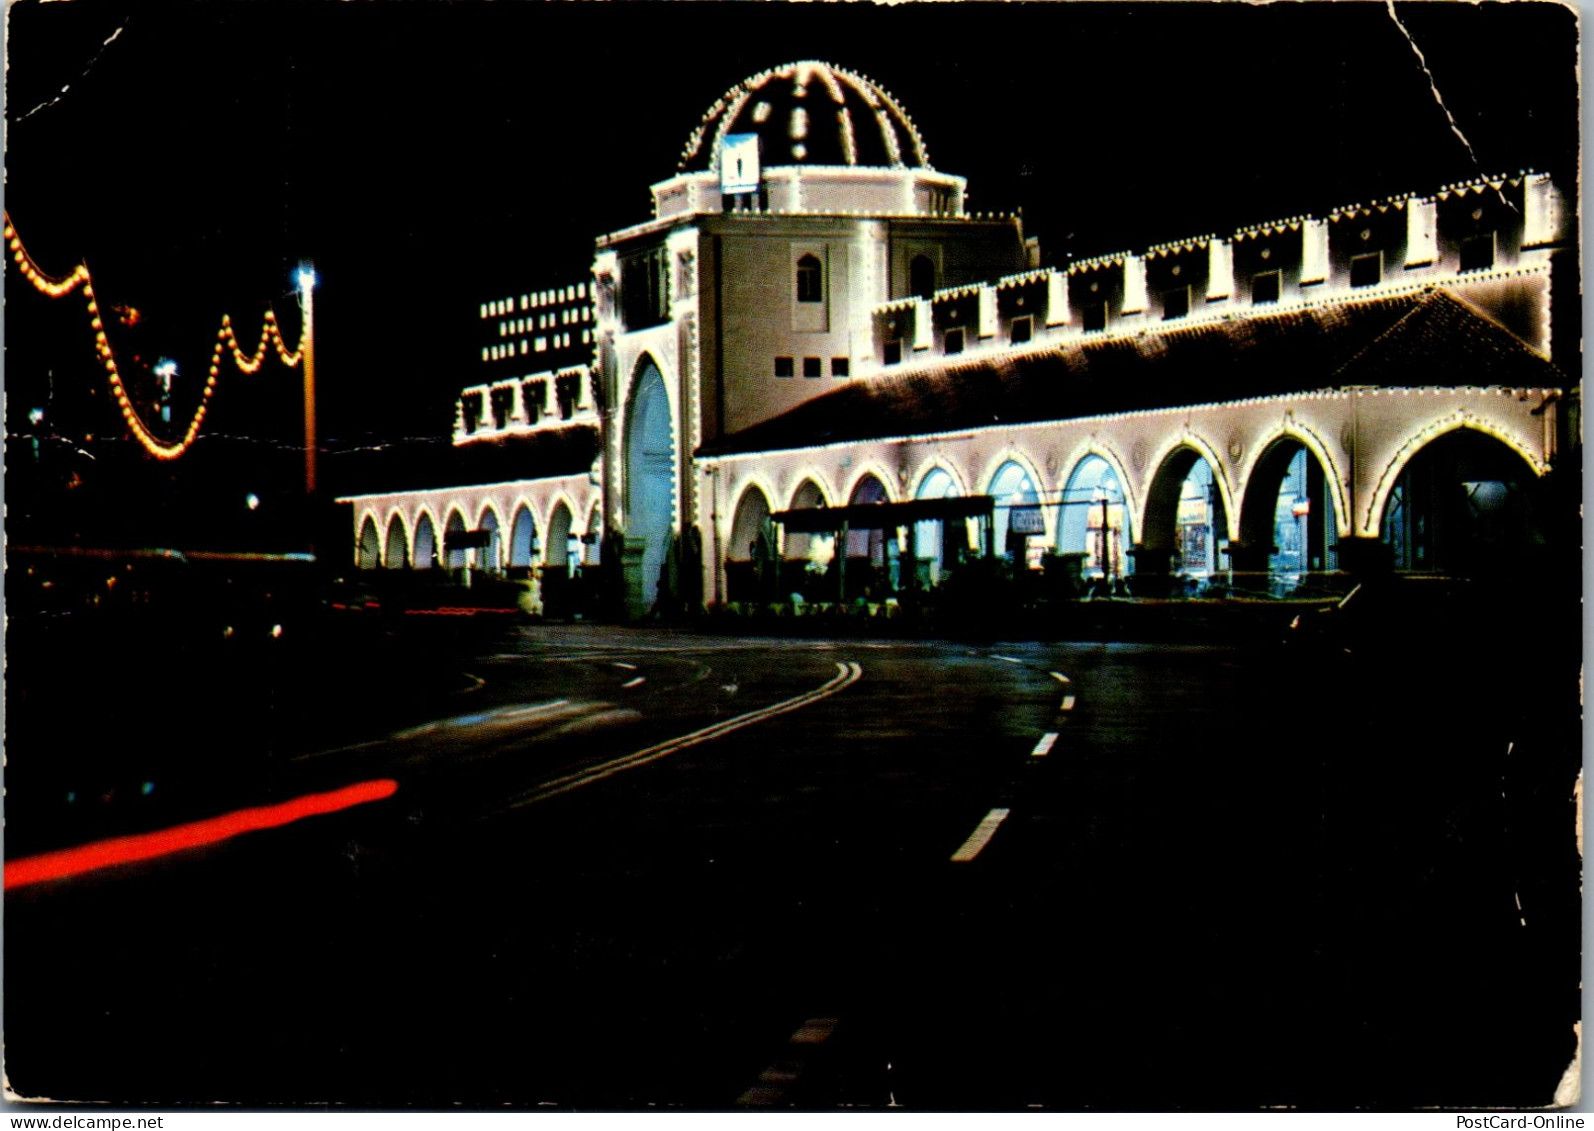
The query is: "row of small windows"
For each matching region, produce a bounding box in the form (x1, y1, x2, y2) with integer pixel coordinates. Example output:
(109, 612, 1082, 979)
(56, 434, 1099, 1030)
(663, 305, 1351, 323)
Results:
(774, 356, 850, 379)
(497, 308, 594, 337)
(483, 330, 590, 362)
(481, 284, 590, 319)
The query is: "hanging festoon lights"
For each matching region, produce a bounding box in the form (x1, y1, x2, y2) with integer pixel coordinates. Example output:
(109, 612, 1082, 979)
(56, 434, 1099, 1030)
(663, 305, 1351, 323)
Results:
(5, 213, 307, 461)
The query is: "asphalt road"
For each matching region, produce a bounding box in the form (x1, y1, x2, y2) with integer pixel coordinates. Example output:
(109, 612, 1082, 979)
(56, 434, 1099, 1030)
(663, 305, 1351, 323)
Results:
(5, 621, 1580, 1109)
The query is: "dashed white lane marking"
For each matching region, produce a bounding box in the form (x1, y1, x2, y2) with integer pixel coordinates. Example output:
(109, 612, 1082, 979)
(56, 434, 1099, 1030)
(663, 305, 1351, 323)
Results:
(1049, 671, 1071, 684)
(992, 654, 1023, 665)
(737, 1017, 839, 1106)
(1031, 732, 1059, 757)
(951, 808, 1011, 862)
(621, 676, 646, 689)
(1060, 695, 1077, 712)
(612, 661, 638, 670)
(497, 662, 863, 811)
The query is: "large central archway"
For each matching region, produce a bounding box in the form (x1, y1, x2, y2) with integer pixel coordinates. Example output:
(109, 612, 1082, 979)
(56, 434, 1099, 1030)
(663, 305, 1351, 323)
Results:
(625, 359, 675, 613)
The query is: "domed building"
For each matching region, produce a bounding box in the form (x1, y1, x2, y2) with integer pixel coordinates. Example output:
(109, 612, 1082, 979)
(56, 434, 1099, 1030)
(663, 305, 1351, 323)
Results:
(592, 61, 1031, 612)
(341, 60, 1575, 620)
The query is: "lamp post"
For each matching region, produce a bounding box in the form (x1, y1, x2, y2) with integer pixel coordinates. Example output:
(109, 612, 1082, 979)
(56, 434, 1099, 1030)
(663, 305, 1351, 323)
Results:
(297, 265, 317, 497)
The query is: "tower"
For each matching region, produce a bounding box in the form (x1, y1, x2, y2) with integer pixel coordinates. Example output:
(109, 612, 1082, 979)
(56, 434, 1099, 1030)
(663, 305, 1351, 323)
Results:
(592, 61, 1031, 615)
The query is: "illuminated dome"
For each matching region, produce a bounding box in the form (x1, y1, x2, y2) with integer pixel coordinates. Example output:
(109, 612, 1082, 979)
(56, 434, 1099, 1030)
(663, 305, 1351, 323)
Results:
(678, 61, 931, 173)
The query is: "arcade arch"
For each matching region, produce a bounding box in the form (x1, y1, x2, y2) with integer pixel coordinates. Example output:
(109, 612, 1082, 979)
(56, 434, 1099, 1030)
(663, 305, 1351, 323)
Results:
(384, 513, 409, 570)
(443, 509, 468, 571)
(1141, 446, 1230, 585)
(1379, 427, 1540, 576)
(508, 504, 538, 571)
(625, 357, 675, 612)
(413, 512, 437, 570)
(1237, 439, 1340, 593)
(357, 515, 381, 570)
(1058, 454, 1131, 582)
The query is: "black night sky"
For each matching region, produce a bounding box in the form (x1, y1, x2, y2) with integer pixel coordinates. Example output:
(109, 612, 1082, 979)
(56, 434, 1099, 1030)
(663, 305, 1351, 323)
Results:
(5, 1, 1579, 459)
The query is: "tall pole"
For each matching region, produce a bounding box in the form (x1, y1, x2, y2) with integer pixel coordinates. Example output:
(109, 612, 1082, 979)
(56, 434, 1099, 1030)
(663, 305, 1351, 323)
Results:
(299, 266, 317, 497)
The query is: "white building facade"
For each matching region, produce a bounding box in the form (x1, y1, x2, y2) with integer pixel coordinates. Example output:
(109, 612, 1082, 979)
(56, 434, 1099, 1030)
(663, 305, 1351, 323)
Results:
(342, 61, 1576, 617)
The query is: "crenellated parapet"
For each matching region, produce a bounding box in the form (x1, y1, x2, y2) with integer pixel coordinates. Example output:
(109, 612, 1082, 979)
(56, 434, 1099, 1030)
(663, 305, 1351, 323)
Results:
(869, 171, 1570, 376)
(453, 363, 599, 445)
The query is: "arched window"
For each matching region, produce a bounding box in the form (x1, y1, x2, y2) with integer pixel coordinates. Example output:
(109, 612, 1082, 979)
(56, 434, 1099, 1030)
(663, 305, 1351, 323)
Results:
(910, 254, 936, 299)
(796, 254, 823, 304)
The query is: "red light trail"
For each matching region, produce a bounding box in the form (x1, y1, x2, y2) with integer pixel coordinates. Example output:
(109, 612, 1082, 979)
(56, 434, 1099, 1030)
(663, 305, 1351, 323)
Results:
(4, 779, 399, 891)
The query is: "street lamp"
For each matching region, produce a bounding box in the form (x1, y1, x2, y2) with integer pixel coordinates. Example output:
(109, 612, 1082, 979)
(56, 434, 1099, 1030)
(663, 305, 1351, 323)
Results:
(297, 264, 317, 497)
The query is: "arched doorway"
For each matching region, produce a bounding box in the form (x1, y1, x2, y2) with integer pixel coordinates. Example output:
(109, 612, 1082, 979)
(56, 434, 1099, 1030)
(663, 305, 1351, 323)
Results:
(384, 514, 409, 570)
(1237, 440, 1339, 594)
(726, 484, 774, 602)
(784, 479, 834, 600)
(913, 467, 967, 586)
(443, 510, 468, 572)
(584, 504, 603, 567)
(989, 460, 1042, 571)
(1380, 429, 1539, 577)
(476, 506, 502, 575)
(357, 516, 381, 570)
(413, 514, 437, 570)
(845, 474, 893, 597)
(1139, 447, 1229, 593)
(508, 505, 538, 573)
(1058, 455, 1130, 585)
(544, 501, 574, 616)
(625, 359, 675, 614)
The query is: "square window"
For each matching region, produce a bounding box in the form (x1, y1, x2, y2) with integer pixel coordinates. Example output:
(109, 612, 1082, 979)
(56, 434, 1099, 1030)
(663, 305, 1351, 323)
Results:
(831, 357, 850, 378)
(1460, 233, 1495, 273)
(1081, 303, 1107, 332)
(775, 356, 795, 378)
(1010, 316, 1033, 344)
(883, 340, 902, 366)
(1162, 287, 1189, 321)
(1252, 271, 1281, 304)
(944, 328, 965, 355)
(803, 356, 823, 378)
(1350, 252, 1382, 288)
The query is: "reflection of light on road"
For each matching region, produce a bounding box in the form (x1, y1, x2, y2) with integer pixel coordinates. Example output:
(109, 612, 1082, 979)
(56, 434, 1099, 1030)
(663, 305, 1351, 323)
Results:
(1060, 695, 1077, 712)
(621, 677, 646, 689)
(499, 661, 863, 811)
(1049, 671, 1071, 684)
(1030, 732, 1058, 757)
(5, 779, 399, 890)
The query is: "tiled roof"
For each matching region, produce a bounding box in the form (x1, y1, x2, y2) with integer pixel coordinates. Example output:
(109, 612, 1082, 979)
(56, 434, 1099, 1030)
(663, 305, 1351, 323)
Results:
(705, 290, 1565, 456)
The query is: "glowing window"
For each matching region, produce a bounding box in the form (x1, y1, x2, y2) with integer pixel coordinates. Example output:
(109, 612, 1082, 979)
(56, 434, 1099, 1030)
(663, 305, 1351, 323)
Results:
(1252, 271, 1281, 304)
(775, 356, 795, 378)
(1010, 316, 1033, 345)
(803, 356, 823, 378)
(831, 357, 850, 378)
(944, 328, 965, 355)
(1350, 253, 1382, 288)
(796, 254, 823, 304)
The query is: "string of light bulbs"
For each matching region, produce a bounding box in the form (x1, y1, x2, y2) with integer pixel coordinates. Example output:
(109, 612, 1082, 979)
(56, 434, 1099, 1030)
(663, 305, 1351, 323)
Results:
(5, 213, 306, 461)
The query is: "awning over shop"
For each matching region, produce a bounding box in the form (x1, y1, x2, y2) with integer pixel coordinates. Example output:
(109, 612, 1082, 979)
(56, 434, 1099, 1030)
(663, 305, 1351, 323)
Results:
(771, 495, 995, 533)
